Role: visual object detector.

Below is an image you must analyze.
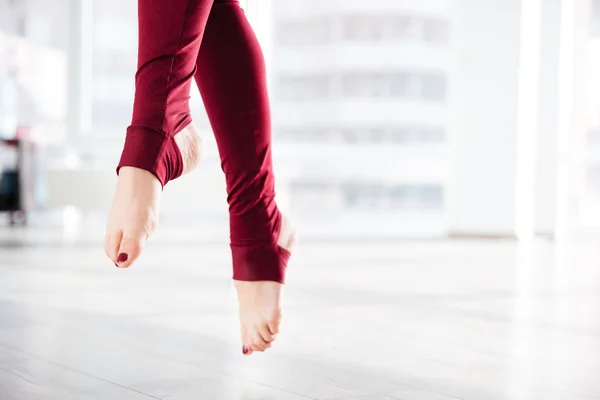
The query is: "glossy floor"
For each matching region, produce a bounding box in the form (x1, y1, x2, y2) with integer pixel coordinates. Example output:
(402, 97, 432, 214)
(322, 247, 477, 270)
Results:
(0, 230, 599, 399)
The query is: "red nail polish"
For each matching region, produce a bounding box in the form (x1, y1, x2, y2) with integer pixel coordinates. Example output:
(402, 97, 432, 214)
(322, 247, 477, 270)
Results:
(242, 346, 249, 355)
(117, 253, 128, 263)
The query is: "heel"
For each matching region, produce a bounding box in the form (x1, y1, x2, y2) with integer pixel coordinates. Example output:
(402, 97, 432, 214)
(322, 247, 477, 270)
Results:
(118, 125, 183, 187)
(173, 122, 204, 175)
(276, 213, 297, 254)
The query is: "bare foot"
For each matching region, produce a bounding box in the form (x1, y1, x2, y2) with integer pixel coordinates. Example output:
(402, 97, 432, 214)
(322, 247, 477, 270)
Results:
(235, 214, 297, 355)
(104, 123, 203, 268)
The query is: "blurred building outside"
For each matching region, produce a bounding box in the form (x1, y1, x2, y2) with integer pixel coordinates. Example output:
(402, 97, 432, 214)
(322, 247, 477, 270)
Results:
(0, 0, 600, 240)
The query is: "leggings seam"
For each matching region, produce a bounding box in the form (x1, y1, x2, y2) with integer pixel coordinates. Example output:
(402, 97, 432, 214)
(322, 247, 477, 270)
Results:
(153, 0, 191, 174)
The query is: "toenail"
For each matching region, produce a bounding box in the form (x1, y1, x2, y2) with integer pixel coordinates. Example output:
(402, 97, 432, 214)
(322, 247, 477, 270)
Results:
(117, 253, 128, 263)
(242, 346, 249, 355)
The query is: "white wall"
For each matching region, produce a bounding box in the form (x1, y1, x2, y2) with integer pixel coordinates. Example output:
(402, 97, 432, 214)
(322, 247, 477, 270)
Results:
(447, 0, 524, 236)
(448, 0, 591, 238)
(534, 0, 562, 236)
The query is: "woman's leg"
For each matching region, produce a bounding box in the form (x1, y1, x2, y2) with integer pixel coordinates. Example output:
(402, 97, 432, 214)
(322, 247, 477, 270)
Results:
(104, 0, 213, 268)
(195, 0, 296, 354)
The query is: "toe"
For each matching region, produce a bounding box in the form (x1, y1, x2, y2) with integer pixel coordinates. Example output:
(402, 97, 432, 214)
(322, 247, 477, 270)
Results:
(241, 326, 254, 356)
(249, 343, 262, 353)
(116, 233, 144, 268)
(251, 330, 270, 352)
(268, 317, 281, 336)
(104, 231, 123, 265)
(257, 323, 275, 344)
(242, 345, 252, 356)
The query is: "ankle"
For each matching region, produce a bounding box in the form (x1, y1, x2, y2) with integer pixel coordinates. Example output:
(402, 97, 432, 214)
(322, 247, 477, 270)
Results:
(277, 214, 297, 253)
(119, 126, 183, 187)
(119, 166, 159, 180)
(174, 122, 204, 175)
(117, 167, 162, 199)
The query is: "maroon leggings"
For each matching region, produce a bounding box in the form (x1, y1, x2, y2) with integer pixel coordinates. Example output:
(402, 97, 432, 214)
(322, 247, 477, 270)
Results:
(117, 0, 289, 283)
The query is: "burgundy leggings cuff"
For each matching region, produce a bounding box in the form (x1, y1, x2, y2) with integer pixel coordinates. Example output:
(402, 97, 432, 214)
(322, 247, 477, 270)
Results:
(231, 243, 291, 283)
(117, 125, 183, 187)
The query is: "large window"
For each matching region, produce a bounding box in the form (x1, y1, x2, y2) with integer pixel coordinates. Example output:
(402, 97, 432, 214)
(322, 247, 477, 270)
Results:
(271, 2, 451, 236)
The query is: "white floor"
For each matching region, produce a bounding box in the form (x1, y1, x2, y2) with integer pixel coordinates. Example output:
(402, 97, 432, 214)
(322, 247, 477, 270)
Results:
(0, 228, 599, 399)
